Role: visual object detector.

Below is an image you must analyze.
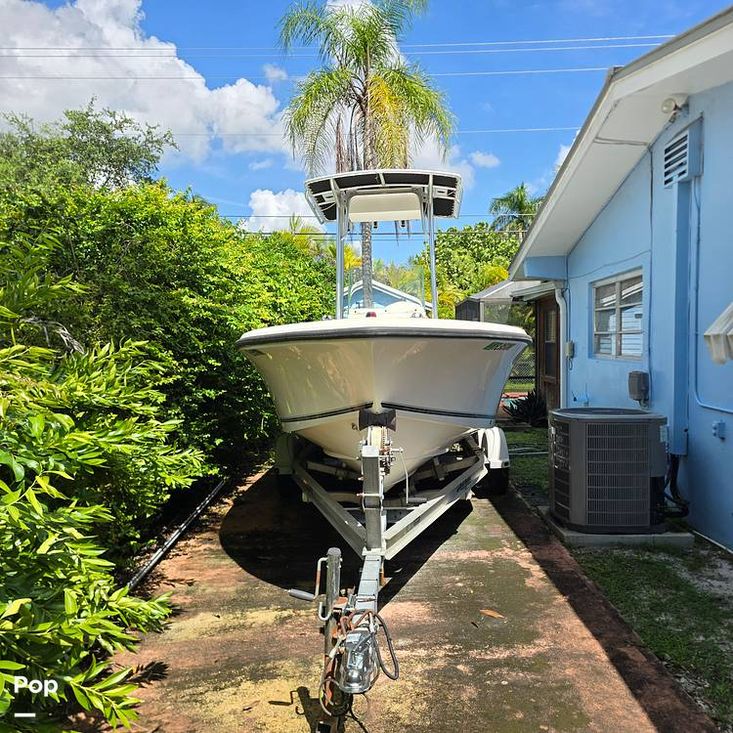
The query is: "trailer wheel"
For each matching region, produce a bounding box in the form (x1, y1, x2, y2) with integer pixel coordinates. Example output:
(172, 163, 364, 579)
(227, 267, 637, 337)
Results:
(486, 467, 509, 495)
(475, 466, 509, 497)
(274, 469, 300, 502)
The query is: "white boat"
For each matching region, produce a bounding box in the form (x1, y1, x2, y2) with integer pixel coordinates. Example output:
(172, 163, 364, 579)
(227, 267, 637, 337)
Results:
(238, 316, 529, 489)
(238, 169, 530, 489)
(236, 169, 531, 710)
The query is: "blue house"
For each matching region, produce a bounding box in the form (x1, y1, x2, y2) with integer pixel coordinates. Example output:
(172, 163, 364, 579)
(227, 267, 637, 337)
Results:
(510, 7, 733, 550)
(344, 279, 429, 315)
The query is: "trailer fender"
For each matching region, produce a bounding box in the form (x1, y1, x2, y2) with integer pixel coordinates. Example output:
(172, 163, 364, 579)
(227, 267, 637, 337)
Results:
(482, 427, 510, 470)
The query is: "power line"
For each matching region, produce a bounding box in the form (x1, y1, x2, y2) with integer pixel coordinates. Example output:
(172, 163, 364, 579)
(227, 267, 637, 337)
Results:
(400, 33, 673, 47)
(0, 41, 660, 59)
(0, 65, 610, 81)
(432, 66, 608, 77)
(454, 126, 579, 133)
(222, 213, 534, 219)
(168, 126, 577, 137)
(0, 33, 674, 52)
(403, 42, 658, 56)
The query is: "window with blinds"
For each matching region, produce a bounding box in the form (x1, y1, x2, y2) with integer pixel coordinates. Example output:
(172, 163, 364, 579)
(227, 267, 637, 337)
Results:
(593, 271, 643, 359)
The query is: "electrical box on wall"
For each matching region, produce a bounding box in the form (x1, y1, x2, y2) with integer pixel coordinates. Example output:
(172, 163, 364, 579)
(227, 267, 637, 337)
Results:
(628, 370, 650, 403)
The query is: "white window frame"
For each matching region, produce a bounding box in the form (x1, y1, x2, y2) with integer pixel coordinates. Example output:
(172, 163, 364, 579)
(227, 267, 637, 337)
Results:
(592, 269, 643, 360)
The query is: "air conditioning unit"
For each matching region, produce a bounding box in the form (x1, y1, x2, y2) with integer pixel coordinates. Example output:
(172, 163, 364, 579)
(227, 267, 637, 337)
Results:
(549, 408, 667, 533)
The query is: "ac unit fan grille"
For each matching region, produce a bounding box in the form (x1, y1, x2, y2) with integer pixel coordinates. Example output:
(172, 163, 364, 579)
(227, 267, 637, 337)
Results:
(551, 420, 570, 520)
(586, 422, 649, 527)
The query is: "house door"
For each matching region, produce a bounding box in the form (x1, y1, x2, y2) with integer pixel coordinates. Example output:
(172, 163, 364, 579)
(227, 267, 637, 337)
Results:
(536, 296, 560, 411)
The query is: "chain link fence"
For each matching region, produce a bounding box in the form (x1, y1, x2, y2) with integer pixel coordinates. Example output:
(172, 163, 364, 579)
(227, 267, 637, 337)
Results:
(505, 346, 535, 394)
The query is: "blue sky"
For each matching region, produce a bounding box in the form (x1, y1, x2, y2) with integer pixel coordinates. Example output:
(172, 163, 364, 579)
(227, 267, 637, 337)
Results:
(4, 0, 731, 262)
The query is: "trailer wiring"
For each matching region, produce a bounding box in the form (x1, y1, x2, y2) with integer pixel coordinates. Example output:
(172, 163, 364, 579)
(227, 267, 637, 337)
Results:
(318, 608, 400, 719)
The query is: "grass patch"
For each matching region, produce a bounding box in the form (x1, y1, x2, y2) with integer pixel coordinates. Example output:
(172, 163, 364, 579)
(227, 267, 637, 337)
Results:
(504, 380, 534, 393)
(575, 547, 733, 729)
(506, 427, 549, 495)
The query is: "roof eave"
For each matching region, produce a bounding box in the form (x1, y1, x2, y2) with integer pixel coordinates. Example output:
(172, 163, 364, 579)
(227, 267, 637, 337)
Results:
(509, 66, 620, 279)
(509, 4, 733, 280)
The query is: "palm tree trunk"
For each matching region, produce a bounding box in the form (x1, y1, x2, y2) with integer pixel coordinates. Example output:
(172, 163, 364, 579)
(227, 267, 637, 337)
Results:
(360, 54, 375, 308)
(361, 223, 373, 307)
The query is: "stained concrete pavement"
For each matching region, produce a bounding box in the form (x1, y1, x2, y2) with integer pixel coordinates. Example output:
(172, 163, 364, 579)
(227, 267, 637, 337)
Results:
(112, 469, 715, 733)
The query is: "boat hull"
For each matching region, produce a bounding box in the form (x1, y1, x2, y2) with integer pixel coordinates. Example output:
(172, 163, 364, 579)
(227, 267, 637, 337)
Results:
(238, 319, 530, 489)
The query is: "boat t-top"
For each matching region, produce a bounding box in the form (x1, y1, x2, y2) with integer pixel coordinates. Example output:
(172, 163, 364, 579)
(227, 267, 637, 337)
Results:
(237, 169, 530, 725)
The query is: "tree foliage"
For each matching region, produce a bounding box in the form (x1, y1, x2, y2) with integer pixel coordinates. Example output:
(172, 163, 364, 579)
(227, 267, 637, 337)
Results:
(0, 101, 174, 191)
(280, 0, 453, 307)
(0, 233, 199, 727)
(0, 122, 334, 472)
(0, 105, 335, 726)
(407, 222, 518, 316)
(489, 182, 543, 235)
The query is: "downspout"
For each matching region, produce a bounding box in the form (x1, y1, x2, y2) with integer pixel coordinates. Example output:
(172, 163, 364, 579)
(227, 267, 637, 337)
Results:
(554, 284, 568, 409)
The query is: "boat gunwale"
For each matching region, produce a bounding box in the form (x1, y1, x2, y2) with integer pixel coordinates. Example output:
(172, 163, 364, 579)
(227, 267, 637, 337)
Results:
(237, 325, 531, 349)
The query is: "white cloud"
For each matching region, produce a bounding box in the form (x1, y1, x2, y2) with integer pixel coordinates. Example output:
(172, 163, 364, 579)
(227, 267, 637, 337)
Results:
(555, 143, 572, 170)
(412, 138, 476, 189)
(243, 189, 324, 232)
(249, 158, 274, 171)
(263, 64, 288, 83)
(469, 151, 501, 169)
(0, 0, 287, 162)
(326, 0, 371, 8)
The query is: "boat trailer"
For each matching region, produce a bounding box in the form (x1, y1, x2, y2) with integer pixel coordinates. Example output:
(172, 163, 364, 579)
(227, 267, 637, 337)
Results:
(280, 422, 509, 730)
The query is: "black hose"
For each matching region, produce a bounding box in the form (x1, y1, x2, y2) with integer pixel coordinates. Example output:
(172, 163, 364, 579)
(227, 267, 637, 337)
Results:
(663, 454, 689, 518)
(667, 455, 688, 504)
(127, 476, 228, 590)
(374, 613, 399, 680)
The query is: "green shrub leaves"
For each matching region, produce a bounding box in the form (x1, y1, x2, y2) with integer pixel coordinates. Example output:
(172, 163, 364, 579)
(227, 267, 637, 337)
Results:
(0, 105, 333, 729)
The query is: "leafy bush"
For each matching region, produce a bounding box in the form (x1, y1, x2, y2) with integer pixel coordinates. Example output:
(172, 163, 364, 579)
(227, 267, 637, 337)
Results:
(0, 104, 335, 729)
(505, 389, 548, 427)
(0, 108, 334, 472)
(1, 233, 204, 553)
(1, 182, 333, 471)
(0, 233, 201, 727)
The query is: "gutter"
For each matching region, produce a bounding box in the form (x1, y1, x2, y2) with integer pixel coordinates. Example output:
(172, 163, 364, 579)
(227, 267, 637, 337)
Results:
(554, 284, 568, 409)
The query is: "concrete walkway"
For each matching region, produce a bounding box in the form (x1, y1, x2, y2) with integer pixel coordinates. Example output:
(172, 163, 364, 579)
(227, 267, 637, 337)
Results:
(114, 470, 715, 733)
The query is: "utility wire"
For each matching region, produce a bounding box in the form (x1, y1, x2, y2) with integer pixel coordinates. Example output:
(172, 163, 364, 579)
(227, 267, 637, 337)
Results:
(168, 126, 578, 137)
(0, 42, 660, 58)
(400, 33, 674, 47)
(0, 33, 674, 52)
(223, 213, 538, 219)
(0, 66, 610, 81)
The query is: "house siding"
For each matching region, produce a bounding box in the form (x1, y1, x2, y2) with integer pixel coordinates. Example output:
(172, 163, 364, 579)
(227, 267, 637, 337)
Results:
(564, 79, 733, 549)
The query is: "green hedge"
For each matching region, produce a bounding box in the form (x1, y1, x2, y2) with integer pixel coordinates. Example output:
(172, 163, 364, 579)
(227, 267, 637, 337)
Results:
(0, 234, 202, 728)
(1, 182, 334, 471)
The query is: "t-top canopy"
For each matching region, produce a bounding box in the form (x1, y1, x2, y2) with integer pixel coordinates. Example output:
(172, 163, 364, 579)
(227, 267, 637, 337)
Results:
(304, 169, 462, 224)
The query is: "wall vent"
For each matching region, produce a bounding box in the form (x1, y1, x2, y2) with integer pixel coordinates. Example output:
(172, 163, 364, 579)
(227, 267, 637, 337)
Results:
(663, 119, 703, 188)
(663, 132, 689, 187)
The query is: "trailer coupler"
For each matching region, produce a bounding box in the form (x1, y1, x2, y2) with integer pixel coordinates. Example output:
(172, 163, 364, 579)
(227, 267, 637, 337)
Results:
(288, 547, 399, 719)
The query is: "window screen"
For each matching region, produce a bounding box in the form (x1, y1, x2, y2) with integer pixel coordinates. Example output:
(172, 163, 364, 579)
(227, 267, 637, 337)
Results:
(593, 272, 643, 358)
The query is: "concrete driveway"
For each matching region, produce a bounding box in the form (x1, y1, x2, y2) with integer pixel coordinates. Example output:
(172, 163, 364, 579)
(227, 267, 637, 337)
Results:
(113, 470, 715, 733)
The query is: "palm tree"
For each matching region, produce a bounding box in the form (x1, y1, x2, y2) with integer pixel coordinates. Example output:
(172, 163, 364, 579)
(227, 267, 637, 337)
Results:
(280, 0, 453, 307)
(287, 214, 329, 257)
(326, 242, 362, 274)
(489, 183, 543, 237)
